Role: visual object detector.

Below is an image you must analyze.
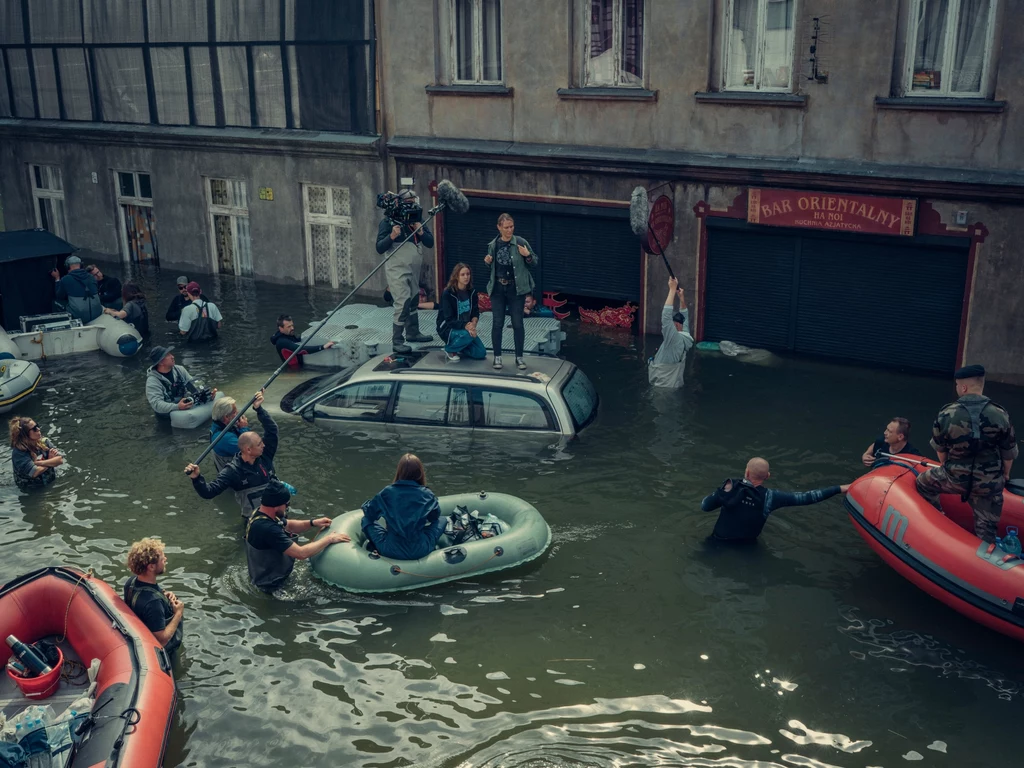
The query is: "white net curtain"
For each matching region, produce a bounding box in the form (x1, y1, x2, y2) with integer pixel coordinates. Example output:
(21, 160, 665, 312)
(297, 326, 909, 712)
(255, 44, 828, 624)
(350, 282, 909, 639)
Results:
(0, 0, 373, 132)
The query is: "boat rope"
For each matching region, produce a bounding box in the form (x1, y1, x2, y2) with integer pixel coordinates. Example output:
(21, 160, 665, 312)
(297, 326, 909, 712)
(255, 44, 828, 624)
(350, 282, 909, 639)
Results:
(56, 567, 94, 644)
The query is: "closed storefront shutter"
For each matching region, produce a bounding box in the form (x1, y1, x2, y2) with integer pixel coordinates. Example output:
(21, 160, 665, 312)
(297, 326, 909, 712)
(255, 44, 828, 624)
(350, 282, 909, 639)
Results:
(443, 198, 639, 302)
(703, 219, 968, 372)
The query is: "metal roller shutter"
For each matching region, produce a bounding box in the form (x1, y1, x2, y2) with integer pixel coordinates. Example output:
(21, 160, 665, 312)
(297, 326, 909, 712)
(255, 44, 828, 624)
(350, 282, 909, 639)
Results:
(704, 224, 796, 348)
(442, 207, 538, 292)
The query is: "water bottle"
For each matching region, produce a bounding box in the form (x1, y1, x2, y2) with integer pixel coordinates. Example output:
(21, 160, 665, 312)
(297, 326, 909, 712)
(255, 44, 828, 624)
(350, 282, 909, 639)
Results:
(281, 481, 298, 496)
(1000, 526, 1022, 556)
(5, 636, 52, 677)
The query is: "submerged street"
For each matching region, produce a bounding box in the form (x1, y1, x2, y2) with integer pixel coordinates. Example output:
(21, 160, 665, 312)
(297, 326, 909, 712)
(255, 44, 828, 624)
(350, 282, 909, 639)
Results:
(3, 270, 1023, 767)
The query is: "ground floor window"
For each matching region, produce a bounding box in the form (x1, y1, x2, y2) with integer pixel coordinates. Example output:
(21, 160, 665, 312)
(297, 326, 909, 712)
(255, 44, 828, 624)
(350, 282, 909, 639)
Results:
(303, 184, 353, 288)
(115, 171, 158, 264)
(205, 177, 252, 276)
(30, 164, 68, 240)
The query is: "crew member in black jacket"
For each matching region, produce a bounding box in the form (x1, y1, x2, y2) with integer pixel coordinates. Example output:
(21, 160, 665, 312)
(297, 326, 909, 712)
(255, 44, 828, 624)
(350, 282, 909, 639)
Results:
(271, 315, 336, 368)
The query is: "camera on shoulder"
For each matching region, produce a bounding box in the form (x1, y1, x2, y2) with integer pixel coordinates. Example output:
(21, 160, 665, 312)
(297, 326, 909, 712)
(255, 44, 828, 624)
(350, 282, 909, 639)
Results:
(376, 190, 422, 225)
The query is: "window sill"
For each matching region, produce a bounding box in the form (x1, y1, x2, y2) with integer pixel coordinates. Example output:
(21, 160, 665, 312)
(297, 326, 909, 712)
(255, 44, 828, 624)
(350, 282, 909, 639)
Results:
(874, 96, 1005, 113)
(694, 91, 807, 108)
(425, 84, 513, 97)
(556, 87, 657, 102)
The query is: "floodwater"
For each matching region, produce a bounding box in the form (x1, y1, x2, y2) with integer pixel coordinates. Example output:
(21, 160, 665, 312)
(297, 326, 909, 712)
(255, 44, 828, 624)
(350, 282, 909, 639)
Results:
(2, 268, 1023, 768)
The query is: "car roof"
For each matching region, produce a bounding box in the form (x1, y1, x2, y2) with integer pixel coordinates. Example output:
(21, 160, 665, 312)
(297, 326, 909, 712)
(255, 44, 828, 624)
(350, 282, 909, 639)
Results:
(352, 350, 568, 385)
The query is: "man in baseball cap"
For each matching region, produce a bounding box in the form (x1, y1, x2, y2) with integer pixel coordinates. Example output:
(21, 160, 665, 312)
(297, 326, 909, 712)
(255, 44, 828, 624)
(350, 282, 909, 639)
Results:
(165, 275, 197, 323)
(49, 253, 102, 323)
(178, 281, 222, 341)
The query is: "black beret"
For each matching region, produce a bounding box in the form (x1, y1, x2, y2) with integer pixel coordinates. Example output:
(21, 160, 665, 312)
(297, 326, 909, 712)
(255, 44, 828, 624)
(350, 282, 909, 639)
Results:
(954, 364, 985, 379)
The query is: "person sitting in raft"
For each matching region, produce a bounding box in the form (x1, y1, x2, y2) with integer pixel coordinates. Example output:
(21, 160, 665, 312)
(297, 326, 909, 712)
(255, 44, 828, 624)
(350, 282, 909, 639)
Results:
(50, 254, 102, 324)
(124, 538, 184, 662)
(648, 276, 694, 389)
(860, 417, 921, 468)
(271, 315, 336, 369)
(86, 264, 123, 310)
(102, 281, 149, 336)
(178, 282, 222, 341)
(8, 416, 63, 489)
(701, 457, 851, 541)
(210, 396, 251, 471)
(361, 454, 445, 559)
(146, 346, 216, 417)
(437, 262, 486, 363)
(244, 479, 350, 592)
(186, 390, 283, 520)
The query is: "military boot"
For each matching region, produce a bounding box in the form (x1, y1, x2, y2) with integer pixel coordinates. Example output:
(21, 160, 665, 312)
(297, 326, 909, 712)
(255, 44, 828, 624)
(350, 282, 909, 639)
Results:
(392, 324, 412, 354)
(404, 311, 433, 343)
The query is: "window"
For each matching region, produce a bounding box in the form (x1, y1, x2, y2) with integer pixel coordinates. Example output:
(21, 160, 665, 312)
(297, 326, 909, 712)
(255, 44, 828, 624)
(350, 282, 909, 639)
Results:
(205, 178, 252, 276)
(30, 165, 68, 240)
(115, 171, 158, 264)
(318, 382, 393, 421)
(724, 0, 796, 91)
(303, 184, 353, 289)
(561, 368, 599, 432)
(478, 390, 554, 431)
(393, 384, 471, 426)
(905, 0, 996, 96)
(584, 0, 645, 87)
(452, 0, 503, 83)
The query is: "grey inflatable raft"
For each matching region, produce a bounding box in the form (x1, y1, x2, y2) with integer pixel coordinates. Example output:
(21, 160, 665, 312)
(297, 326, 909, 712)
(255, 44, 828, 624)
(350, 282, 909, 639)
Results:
(311, 491, 551, 593)
(0, 359, 42, 414)
(169, 390, 224, 429)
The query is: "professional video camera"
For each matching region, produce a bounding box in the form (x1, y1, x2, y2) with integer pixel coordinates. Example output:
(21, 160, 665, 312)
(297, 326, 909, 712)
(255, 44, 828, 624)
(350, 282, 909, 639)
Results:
(376, 191, 423, 225)
(187, 381, 215, 406)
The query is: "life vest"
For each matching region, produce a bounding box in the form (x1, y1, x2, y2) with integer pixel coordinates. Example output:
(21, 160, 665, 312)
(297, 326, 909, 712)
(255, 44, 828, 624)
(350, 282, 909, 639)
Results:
(711, 479, 770, 541)
(244, 511, 296, 592)
(187, 301, 219, 343)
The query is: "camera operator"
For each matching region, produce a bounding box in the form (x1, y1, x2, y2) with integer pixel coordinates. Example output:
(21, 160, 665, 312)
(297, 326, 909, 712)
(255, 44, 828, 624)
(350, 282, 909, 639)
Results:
(375, 189, 434, 354)
(146, 346, 216, 418)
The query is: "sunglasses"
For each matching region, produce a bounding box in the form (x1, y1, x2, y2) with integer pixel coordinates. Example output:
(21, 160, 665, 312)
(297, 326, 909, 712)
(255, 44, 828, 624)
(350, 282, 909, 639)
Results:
(25, 424, 41, 433)
(177, 285, 188, 291)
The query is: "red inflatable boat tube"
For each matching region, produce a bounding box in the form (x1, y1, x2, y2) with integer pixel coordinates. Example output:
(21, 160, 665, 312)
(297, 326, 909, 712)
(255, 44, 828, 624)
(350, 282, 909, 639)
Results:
(0, 566, 176, 768)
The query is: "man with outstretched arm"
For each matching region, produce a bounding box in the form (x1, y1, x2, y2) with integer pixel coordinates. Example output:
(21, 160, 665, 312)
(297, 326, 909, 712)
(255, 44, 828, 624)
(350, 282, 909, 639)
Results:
(648, 276, 694, 388)
(701, 457, 851, 541)
(270, 315, 336, 369)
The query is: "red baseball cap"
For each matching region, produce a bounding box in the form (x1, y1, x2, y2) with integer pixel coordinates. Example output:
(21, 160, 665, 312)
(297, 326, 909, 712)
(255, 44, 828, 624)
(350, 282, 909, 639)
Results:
(186, 281, 201, 294)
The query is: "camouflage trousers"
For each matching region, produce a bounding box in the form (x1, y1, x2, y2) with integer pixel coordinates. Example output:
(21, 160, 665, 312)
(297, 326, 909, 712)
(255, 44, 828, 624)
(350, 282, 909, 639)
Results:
(915, 466, 1004, 543)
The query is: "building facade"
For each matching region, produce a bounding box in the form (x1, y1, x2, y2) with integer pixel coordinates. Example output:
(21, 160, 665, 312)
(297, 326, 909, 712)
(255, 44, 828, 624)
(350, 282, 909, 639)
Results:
(379, 0, 1024, 381)
(0, 0, 384, 290)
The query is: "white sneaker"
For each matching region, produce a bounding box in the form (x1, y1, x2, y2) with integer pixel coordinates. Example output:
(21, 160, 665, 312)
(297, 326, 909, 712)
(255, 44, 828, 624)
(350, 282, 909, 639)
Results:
(445, 351, 460, 362)
(516, 357, 527, 370)
(493, 355, 503, 369)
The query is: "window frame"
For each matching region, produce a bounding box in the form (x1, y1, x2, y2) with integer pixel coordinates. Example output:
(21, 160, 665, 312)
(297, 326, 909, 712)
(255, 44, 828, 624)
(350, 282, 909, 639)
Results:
(472, 386, 558, 432)
(722, 0, 798, 93)
(902, 0, 997, 98)
(449, 0, 504, 85)
(581, 0, 647, 89)
(302, 183, 353, 289)
(392, 382, 473, 427)
(204, 176, 252, 276)
(315, 381, 396, 422)
(114, 170, 155, 264)
(29, 164, 68, 240)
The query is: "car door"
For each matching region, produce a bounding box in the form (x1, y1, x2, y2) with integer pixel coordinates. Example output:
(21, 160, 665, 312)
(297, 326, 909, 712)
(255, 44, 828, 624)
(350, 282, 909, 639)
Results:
(388, 381, 473, 452)
(314, 381, 395, 428)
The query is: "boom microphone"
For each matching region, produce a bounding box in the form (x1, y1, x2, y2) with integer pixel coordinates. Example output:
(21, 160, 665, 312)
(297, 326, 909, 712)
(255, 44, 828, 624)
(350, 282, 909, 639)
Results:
(629, 186, 650, 236)
(432, 180, 470, 215)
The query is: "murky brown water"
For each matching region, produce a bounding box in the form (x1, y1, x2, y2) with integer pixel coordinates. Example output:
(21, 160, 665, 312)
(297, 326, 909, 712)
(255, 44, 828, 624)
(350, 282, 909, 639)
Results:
(2, 267, 1023, 767)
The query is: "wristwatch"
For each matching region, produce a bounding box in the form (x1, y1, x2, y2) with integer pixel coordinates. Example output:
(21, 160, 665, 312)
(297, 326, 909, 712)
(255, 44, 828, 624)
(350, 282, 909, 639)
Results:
(309, 519, 316, 529)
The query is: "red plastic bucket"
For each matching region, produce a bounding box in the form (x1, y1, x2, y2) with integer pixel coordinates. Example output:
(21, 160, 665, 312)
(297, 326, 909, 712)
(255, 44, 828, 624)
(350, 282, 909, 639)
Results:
(6, 647, 63, 700)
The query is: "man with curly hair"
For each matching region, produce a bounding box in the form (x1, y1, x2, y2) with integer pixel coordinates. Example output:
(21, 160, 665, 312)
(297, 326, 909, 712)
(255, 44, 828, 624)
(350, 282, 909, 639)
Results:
(124, 538, 184, 662)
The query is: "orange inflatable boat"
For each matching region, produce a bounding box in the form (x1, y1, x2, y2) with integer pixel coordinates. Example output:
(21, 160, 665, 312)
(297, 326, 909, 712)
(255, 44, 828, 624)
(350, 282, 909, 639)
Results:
(0, 566, 176, 767)
(845, 457, 1024, 643)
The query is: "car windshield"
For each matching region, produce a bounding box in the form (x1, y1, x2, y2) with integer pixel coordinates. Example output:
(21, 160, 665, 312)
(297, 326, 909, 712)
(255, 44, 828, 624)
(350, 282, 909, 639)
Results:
(290, 366, 357, 411)
(560, 366, 598, 432)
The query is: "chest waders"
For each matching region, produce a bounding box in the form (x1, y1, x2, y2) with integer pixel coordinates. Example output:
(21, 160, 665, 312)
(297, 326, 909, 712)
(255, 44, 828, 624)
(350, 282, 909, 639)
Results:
(245, 511, 296, 591)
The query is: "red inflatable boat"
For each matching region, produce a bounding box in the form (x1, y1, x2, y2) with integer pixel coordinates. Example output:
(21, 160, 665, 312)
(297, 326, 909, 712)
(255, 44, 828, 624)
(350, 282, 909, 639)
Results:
(0, 566, 176, 767)
(845, 458, 1024, 642)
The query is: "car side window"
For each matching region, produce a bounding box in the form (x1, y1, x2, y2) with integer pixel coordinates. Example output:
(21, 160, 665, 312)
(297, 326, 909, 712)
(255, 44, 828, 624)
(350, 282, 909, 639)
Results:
(394, 383, 470, 426)
(477, 389, 554, 430)
(317, 382, 393, 421)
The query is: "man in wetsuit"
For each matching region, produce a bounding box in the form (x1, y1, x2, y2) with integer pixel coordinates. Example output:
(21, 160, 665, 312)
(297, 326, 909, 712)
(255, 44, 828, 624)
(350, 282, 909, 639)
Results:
(916, 364, 1017, 546)
(244, 479, 350, 592)
(861, 417, 921, 468)
(701, 457, 850, 541)
(270, 315, 336, 369)
(185, 390, 282, 519)
(123, 538, 184, 662)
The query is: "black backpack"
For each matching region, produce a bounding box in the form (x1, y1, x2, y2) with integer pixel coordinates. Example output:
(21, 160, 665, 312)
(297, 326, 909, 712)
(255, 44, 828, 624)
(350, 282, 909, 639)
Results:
(187, 301, 219, 343)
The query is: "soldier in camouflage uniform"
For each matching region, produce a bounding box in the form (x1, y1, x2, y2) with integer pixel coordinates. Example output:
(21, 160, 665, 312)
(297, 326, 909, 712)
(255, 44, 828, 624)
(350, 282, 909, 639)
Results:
(916, 365, 1018, 544)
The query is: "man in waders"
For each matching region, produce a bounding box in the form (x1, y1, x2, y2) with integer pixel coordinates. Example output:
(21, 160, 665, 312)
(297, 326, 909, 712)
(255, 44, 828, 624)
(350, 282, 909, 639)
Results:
(916, 365, 1017, 548)
(178, 281, 222, 341)
(146, 346, 216, 417)
(701, 457, 850, 541)
(185, 390, 282, 519)
(376, 190, 434, 354)
(124, 538, 184, 662)
(244, 479, 350, 592)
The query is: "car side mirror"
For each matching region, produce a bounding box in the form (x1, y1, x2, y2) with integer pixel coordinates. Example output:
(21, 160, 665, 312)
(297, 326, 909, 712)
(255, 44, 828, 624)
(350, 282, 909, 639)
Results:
(301, 407, 315, 423)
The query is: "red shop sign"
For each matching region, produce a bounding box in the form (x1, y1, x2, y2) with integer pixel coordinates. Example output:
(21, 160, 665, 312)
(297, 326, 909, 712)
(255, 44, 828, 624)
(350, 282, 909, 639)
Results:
(643, 195, 675, 254)
(747, 188, 917, 237)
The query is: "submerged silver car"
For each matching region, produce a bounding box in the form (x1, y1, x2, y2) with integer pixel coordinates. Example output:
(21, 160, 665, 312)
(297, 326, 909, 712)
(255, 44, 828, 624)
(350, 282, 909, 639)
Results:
(280, 350, 598, 438)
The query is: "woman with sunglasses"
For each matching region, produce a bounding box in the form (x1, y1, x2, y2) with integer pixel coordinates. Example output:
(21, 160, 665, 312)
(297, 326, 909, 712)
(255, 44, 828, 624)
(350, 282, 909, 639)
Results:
(8, 416, 63, 488)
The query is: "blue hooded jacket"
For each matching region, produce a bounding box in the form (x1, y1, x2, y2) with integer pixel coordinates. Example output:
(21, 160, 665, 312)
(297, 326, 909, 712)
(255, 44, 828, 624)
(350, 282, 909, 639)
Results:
(360, 480, 444, 560)
(54, 269, 101, 323)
